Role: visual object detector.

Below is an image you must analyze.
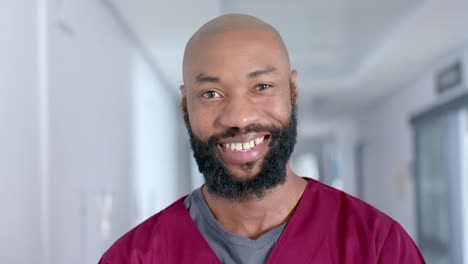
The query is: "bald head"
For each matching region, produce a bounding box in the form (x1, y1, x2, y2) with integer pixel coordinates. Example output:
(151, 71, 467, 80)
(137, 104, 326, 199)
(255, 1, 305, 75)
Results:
(182, 14, 291, 81)
(189, 14, 277, 36)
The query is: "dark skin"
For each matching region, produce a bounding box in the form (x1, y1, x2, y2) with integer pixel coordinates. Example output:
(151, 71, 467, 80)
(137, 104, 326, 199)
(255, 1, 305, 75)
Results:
(180, 15, 307, 239)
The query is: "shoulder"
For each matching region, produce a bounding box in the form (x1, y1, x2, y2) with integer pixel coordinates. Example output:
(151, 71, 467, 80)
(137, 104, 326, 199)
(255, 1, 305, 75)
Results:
(302, 179, 423, 261)
(378, 220, 425, 262)
(305, 178, 394, 226)
(99, 196, 187, 263)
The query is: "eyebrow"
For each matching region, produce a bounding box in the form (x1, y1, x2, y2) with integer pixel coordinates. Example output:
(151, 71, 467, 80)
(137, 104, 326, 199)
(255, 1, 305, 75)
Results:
(196, 74, 220, 83)
(248, 66, 277, 78)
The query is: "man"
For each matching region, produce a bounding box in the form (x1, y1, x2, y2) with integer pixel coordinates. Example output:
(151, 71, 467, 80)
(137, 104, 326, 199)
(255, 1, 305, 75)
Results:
(99, 14, 425, 263)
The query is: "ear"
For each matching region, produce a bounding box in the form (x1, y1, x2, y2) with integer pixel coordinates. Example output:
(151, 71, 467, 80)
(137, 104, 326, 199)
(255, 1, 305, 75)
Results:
(290, 70, 299, 106)
(180, 85, 187, 97)
(179, 85, 188, 114)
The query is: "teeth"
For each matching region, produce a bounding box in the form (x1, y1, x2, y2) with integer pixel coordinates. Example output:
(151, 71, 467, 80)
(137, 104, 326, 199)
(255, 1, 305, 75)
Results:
(255, 136, 264, 145)
(235, 143, 242, 151)
(224, 136, 266, 151)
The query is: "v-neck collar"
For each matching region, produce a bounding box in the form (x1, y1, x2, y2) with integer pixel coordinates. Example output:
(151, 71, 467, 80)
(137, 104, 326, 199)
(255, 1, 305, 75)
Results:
(170, 178, 333, 263)
(191, 186, 287, 249)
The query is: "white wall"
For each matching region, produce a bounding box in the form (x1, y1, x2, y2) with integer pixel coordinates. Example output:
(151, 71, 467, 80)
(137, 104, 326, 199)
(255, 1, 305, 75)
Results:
(132, 52, 191, 223)
(0, 1, 42, 263)
(48, 0, 136, 263)
(357, 45, 468, 239)
(0, 0, 189, 263)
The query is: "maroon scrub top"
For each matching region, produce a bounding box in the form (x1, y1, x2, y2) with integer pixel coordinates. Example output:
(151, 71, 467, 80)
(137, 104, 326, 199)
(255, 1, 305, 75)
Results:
(99, 179, 425, 263)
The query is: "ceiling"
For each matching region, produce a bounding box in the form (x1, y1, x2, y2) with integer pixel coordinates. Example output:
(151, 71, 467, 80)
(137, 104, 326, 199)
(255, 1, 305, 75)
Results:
(109, 0, 468, 120)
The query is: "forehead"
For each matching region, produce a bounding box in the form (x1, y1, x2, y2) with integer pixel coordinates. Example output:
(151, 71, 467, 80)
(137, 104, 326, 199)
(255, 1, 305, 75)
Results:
(183, 30, 290, 84)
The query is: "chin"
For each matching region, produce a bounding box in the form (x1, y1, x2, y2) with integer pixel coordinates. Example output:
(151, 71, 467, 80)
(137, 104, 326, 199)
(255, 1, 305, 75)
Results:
(225, 161, 263, 181)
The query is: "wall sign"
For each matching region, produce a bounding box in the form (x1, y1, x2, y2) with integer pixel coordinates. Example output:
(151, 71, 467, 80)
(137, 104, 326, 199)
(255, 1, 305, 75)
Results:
(436, 61, 463, 94)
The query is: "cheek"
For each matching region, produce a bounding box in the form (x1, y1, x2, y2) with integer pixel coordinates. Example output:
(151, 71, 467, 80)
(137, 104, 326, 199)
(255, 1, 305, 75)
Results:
(261, 95, 293, 125)
(187, 101, 215, 139)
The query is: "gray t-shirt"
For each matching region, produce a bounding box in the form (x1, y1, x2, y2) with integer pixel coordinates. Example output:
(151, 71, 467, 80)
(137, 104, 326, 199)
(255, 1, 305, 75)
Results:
(184, 188, 286, 264)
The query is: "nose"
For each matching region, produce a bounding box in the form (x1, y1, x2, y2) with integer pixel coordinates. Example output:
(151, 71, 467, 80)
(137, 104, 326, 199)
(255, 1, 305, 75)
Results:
(217, 94, 260, 129)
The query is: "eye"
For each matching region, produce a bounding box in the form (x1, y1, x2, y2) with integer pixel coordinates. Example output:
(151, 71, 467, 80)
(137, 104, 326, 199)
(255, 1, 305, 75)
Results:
(201, 90, 221, 99)
(256, 83, 271, 91)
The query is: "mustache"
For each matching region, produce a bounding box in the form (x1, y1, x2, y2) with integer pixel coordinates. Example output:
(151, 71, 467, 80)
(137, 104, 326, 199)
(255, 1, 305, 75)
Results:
(207, 124, 278, 146)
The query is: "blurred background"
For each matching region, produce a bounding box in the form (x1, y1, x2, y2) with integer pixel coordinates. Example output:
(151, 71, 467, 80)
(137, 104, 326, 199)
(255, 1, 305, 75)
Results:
(1, 0, 468, 263)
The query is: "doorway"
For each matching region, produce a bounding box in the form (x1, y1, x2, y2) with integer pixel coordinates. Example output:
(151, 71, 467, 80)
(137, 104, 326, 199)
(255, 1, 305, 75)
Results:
(411, 92, 468, 264)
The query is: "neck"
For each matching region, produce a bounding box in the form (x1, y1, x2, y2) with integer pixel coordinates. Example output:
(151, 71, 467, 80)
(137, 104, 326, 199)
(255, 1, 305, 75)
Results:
(202, 165, 308, 239)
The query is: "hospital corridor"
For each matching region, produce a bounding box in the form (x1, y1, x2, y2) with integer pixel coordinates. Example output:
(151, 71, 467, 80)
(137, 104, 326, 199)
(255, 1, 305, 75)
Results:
(1, 0, 468, 263)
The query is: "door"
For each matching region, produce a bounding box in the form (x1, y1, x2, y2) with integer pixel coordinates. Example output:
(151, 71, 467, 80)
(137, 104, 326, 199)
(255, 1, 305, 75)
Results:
(413, 108, 465, 264)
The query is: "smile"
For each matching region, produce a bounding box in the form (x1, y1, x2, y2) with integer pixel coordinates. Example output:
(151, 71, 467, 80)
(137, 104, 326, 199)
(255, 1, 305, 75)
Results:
(221, 135, 266, 152)
(217, 133, 271, 164)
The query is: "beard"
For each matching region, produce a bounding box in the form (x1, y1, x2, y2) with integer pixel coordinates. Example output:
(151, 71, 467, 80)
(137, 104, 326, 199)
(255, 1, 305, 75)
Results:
(183, 104, 298, 202)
